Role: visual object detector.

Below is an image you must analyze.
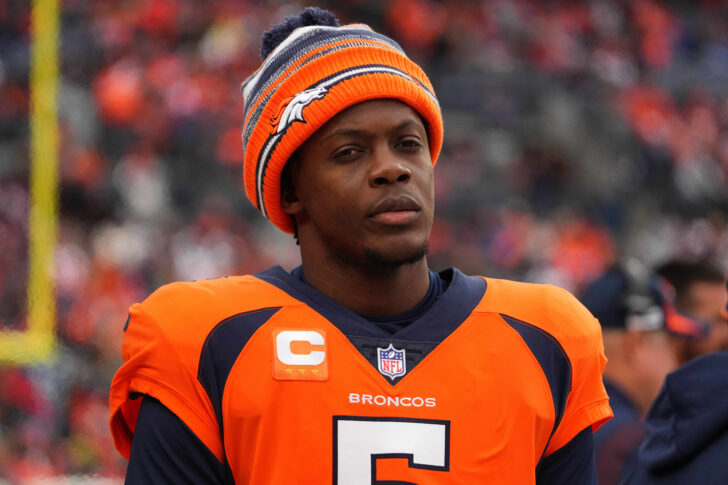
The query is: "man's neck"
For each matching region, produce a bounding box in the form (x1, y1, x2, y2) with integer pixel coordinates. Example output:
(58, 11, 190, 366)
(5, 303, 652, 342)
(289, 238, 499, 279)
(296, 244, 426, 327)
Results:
(299, 255, 431, 316)
(603, 368, 650, 415)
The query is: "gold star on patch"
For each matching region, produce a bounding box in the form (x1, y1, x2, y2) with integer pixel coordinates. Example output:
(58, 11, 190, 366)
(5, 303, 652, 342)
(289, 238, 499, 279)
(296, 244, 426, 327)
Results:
(298, 369, 306, 375)
(285, 368, 293, 374)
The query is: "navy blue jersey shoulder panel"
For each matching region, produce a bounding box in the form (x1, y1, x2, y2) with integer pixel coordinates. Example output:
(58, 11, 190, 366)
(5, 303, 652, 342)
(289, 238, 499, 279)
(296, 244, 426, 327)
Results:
(254, 266, 487, 342)
(197, 307, 281, 437)
(500, 314, 572, 465)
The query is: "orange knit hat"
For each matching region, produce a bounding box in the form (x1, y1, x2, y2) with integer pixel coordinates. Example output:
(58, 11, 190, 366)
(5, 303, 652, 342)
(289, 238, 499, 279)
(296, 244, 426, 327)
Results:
(241, 8, 443, 234)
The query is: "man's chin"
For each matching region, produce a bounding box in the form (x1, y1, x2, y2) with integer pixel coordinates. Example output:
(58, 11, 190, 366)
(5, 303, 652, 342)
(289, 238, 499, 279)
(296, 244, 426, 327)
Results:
(361, 242, 428, 276)
(320, 230, 429, 276)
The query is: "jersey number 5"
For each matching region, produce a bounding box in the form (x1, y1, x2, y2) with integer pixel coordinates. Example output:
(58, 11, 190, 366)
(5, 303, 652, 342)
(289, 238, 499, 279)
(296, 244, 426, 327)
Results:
(333, 416, 450, 484)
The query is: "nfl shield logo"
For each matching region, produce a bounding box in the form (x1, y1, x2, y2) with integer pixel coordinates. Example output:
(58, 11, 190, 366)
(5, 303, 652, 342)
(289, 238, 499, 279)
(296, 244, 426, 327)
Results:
(377, 343, 406, 380)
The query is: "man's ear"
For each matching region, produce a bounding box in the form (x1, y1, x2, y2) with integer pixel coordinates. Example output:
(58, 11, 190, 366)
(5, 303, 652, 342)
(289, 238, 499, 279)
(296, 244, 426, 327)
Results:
(281, 189, 302, 215)
(280, 154, 302, 215)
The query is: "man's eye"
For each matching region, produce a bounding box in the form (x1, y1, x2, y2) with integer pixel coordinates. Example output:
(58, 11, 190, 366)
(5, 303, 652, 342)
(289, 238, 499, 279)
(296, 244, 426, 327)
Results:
(333, 147, 360, 159)
(398, 139, 423, 150)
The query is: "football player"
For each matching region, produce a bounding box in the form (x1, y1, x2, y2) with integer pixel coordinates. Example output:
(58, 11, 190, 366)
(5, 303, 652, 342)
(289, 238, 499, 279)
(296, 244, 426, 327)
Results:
(110, 7, 612, 483)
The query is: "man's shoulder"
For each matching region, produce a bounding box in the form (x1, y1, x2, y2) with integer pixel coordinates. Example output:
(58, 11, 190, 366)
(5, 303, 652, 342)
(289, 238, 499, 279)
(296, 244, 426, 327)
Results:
(143, 269, 298, 316)
(128, 269, 303, 346)
(477, 277, 596, 325)
(144, 274, 266, 309)
(476, 276, 602, 351)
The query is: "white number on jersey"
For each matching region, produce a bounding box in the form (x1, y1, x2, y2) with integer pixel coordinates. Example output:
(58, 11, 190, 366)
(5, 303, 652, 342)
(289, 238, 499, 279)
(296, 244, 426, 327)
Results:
(333, 416, 450, 484)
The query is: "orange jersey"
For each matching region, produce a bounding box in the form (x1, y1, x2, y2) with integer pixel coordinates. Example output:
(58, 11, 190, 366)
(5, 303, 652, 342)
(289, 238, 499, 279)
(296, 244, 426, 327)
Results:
(110, 266, 612, 483)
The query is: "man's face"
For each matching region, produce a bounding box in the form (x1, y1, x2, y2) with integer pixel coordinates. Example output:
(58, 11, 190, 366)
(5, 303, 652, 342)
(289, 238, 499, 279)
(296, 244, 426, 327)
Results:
(684, 281, 728, 357)
(285, 99, 435, 274)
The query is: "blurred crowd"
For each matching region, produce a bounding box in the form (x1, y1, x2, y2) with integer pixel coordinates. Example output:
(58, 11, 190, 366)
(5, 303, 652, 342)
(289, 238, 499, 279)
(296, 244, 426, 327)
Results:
(1, 0, 728, 482)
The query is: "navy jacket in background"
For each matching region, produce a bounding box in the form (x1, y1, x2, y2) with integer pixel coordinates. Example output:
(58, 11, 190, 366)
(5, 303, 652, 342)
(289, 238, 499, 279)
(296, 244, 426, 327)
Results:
(622, 351, 728, 485)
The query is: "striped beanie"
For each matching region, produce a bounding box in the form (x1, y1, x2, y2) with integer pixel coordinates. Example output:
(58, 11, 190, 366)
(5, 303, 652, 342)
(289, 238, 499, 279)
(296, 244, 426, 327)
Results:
(241, 7, 443, 234)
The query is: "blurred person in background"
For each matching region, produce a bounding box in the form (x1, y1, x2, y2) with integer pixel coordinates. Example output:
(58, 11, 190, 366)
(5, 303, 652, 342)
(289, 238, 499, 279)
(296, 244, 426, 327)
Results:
(619, 278, 728, 484)
(108, 7, 612, 484)
(656, 259, 728, 363)
(579, 260, 709, 485)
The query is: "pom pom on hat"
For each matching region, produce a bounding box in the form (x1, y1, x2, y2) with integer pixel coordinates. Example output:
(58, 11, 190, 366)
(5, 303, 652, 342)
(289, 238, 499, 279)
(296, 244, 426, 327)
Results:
(241, 8, 443, 234)
(260, 7, 339, 60)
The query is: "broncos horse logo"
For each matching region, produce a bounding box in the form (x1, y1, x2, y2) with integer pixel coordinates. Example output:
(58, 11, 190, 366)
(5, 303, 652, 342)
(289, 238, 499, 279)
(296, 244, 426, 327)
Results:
(270, 86, 328, 134)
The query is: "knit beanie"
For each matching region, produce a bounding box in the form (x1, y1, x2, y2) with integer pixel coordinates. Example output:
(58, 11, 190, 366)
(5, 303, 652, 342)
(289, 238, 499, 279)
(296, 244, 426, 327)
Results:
(241, 7, 444, 234)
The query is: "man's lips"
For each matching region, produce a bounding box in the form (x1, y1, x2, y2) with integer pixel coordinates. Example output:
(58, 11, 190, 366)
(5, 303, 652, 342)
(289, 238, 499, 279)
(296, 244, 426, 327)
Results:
(368, 196, 421, 225)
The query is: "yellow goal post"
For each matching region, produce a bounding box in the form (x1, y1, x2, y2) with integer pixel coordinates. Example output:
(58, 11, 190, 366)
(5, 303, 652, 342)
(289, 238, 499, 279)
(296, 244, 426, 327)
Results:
(0, 0, 60, 364)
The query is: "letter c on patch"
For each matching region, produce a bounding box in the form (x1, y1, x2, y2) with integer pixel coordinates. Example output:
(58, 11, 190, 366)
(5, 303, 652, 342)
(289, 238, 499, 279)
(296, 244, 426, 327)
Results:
(276, 330, 326, 366)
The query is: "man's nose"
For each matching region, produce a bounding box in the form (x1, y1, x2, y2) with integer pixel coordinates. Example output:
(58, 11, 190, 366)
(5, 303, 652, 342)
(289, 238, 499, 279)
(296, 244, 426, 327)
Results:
(368, 148, 411, 186)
